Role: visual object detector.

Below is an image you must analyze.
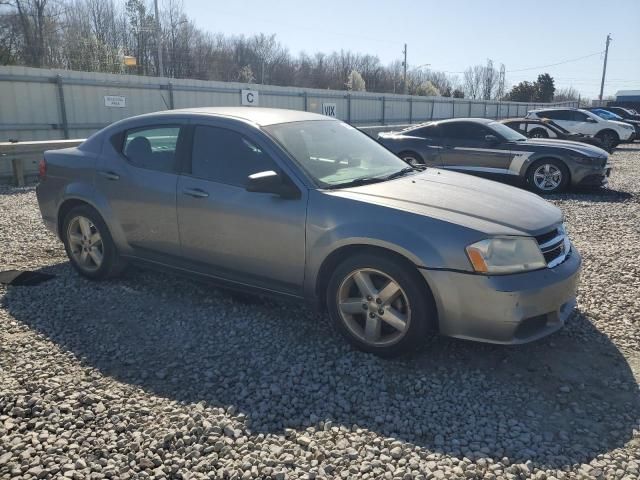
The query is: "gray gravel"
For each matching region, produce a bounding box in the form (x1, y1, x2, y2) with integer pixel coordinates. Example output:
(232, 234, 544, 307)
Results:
(2, 145, 640, 480)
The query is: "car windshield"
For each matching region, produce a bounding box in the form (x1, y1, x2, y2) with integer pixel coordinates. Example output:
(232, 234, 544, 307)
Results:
(593, 109, 623, 121)
(264, 120, 412, 188)
(488, 121, 527, 142)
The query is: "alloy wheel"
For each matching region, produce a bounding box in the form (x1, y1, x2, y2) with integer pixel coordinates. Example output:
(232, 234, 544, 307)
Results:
(67, 216, 104, 271)
(533, 163, 562, 191)
(337, 268, 411, 347)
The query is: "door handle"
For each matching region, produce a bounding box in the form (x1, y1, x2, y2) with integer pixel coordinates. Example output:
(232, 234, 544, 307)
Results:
(183, 188, 209, 198)
(442, 145, 454, 150)
(98, 171, 120, 181)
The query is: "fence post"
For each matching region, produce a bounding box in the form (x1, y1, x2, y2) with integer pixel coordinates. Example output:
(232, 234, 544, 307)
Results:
(468, 101, 472, 117)
(347, 93, 351, 123)
(168, 82, 175, 109)
(381, 96, 386, 125)
(430, 99, 434, 120)
(303, 91, 308, 111)
(409, 97, 413, 124)
(484, 102, 488, 119)
(55, 75, 69, 139)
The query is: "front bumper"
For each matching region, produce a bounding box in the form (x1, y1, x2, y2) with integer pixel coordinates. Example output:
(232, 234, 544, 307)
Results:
(421, 247, 581, 344)
(571, 162, 612, 188)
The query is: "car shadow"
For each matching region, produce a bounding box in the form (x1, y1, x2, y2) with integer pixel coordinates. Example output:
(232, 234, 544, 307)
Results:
(3, 262, 639, 471)
(541, 187, 634, 203)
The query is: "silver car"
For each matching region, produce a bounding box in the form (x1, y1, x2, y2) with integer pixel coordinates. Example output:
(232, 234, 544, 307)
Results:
(36, 107, 581, 357)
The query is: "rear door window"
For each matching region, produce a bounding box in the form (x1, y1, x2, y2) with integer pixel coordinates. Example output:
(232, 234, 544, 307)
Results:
(410, 125, 440, 140)
(439, 122, 491, 143)
(123, 126, 180, 173)
(539, 110, 572, 121)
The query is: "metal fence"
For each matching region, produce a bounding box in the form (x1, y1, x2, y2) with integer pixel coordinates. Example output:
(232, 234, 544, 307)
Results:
(0, 65, 578, 142)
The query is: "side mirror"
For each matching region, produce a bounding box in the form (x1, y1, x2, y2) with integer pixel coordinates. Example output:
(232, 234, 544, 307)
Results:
(485, 134, 499, 144)
(587, 117, 597, 123)
(246, 170, 300, 199)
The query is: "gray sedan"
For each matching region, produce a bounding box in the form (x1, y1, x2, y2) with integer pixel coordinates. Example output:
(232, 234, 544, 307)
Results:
(378, 118, 611, 193)
(36, 107, 580, 357)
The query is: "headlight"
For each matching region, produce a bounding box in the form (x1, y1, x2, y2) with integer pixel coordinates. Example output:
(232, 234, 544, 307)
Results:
(466, 237, 546, 274)
(570, 155, 597, 165)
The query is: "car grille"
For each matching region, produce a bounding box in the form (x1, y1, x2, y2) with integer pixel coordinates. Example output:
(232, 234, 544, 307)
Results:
(535, 227, 570, 268)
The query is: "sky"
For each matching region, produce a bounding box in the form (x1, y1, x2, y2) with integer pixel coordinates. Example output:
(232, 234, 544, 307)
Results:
(183, 0, 640, 100)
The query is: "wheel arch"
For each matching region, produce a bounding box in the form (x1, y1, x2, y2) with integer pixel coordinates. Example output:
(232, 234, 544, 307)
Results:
(595, 128, 620, 141)
(397, 149, 424, 163)
(314, 244, 438, 327)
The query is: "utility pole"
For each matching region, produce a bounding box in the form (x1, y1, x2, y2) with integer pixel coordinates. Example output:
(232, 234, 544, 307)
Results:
(402, 43, 407, 95)
(154, 0, 164, 77)
(599, 33, 612, 101)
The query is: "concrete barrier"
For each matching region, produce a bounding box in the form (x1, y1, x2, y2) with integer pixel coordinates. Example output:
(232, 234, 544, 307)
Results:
(0, 139, 83, 185)
(0, 124, 421, 184)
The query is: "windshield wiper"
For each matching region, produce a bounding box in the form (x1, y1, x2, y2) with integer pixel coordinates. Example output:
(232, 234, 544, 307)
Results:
(324, 176, 388, 189)
(385, 166, 418, 180)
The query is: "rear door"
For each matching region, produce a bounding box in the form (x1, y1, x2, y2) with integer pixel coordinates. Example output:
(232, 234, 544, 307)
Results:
(97, 123, 186, 256)
(438, 122, 514, 174)
(176, 121, 307, 295)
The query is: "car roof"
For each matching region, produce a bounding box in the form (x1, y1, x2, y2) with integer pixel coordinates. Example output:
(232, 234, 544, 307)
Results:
(431, 118, 495, 125)
(501, 117, 536, 122)
(141, 107, 330, 126)
(528, 107, 578, 112)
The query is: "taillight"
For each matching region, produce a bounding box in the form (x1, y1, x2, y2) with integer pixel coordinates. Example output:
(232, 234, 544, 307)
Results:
(38, 157, 47, 179)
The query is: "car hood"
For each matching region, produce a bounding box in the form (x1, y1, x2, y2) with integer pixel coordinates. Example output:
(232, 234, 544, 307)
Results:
(519, 138, 608, 157)
(327, 169, 562, 236)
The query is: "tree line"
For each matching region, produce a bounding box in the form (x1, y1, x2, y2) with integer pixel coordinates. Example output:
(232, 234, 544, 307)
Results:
(0, 0, 579, 102)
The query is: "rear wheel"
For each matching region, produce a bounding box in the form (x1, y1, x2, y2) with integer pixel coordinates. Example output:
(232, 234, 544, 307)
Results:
(595, 130, 619, 151)
(526, 159, 569, 194)
(529, 128, 548, 139)
(62, 205, 126, 280)
(398, 151, 424, 167)
(326, 252, 436, 357)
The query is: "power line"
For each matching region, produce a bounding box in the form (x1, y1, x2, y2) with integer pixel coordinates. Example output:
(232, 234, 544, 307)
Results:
(506, 51, 604, 73)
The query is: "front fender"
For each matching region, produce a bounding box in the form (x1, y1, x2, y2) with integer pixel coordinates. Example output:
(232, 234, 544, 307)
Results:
(304, 191, 477, 299)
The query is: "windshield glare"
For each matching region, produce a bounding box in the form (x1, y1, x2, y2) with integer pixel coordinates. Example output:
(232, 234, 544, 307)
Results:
(265, 120, 410, 188)
(488, 121, 527, 142)
(594, 110, 622, 121)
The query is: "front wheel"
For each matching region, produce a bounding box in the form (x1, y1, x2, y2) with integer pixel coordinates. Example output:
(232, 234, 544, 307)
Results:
(526, 159, 569, 194)
(62, 205, 126, 280)
(596, 130, 619, 151)
(326, 253, 436, 357)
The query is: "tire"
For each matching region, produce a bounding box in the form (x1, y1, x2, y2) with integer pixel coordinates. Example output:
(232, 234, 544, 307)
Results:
(526, 159, 570, 194)
(529, 128, 548, 139)
(398, 151, 424, 167)
(595, 130, 619, 151)
(61, 205, 126, 280)
(326, 252, 436, 357)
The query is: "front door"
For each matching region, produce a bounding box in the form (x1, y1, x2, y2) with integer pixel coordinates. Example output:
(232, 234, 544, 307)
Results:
(96, 124, 184, 256)
(438, 122, 514, 175)
(176, 123, 307, 296)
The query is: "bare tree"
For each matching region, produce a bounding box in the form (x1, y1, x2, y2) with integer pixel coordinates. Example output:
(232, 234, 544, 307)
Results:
(463, 65, 483, 99)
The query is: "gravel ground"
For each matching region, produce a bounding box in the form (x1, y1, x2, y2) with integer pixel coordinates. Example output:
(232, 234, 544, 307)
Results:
(1, 145, 640, 480)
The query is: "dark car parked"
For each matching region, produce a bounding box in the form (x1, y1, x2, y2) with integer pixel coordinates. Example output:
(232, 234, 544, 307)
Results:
(378, 118, 611, 194)
(500, 117, 612, 153)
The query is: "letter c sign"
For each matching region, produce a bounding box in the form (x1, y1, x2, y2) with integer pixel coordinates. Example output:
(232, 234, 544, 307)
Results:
(241, 89, 259, 106)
